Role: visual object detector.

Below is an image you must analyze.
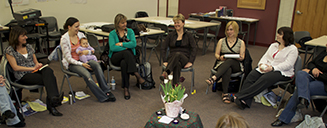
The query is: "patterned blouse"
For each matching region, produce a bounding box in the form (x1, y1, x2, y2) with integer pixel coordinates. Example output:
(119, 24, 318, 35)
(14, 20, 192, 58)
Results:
(5, 44, 35, 81)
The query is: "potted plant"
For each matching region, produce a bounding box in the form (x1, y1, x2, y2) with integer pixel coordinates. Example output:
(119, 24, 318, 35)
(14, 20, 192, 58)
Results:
(160, 75, 188, 118)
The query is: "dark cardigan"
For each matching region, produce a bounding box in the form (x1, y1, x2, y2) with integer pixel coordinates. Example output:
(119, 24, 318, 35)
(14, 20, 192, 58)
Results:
(161, 29, 197, 63)
(307, 51, 327, 92)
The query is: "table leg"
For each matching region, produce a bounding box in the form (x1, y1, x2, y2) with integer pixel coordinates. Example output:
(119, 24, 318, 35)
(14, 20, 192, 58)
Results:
(202, 27, 208, 55)
(253, 22, 258, 45)
(159, 34, 162, 66)
(246, 23, 250, 46)
(141, 36, 147, 64)
(0, 33, 3, 55)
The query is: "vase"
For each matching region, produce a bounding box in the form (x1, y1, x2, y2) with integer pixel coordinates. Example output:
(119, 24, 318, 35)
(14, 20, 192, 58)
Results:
(164, 100, 182, 118)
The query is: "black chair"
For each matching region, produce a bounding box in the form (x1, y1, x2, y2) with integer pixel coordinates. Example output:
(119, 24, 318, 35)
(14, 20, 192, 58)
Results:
(294, 31, 313, 68)
(40, 16, 61, 54)
(4, 59, 44, 117)
(311, 95, 327, 117)
(135, 11, 149, 18)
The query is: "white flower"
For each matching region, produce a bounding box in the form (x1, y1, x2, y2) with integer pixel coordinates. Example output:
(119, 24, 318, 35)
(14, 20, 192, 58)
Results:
(168, 75, 173, 80)
(164, 79, 169, 84)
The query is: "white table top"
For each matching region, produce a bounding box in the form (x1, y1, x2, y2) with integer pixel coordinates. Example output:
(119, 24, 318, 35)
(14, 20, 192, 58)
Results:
(0, 26, 9, 31)
(305, 35, 327, 47)
(79, 22, 165, 37)
(133, 16, 221, 29)
(189, 14, 259, 23)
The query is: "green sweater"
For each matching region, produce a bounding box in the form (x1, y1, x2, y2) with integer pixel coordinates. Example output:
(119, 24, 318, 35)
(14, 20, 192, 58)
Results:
(108, 28, 136, 58)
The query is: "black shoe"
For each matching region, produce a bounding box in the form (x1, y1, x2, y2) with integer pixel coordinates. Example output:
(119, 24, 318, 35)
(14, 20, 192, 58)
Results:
(104, 92, 116, 102)
(8, 121, 26, 127)
(2, 110, 15, 121)
(124, 90, 131, 100)
(48, 107, 63, 116)
(297, 98, 309, 109)
(271, 119, 285, 127)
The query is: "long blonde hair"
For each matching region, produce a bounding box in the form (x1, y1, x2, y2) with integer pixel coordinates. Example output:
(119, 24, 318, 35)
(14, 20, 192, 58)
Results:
(225, 21, 239, 38)
(216, 112, 250, 128)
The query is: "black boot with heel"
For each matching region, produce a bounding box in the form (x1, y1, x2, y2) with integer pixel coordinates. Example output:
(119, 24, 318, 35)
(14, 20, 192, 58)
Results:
(46, 95, 63, 116)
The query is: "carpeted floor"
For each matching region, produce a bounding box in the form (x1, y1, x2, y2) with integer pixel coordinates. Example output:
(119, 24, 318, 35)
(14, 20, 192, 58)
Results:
(5, 39, 327, 128)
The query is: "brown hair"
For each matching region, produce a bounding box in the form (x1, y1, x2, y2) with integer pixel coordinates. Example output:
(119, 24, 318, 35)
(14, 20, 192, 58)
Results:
(114, 13, 127, 30)
(9, 26, 27, 50)
(173, 13, 185, 23)
(63, 17, 79, 30)
(80, 37, 87, 42)
(277, 27, 294, 46)
(225, 21, 239, 37)
(216, 112, 250, 128)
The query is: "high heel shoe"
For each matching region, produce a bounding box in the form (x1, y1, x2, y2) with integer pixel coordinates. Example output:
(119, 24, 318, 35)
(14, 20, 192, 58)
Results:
(205, 77, 214, 86)
(48, 107, 63, 116)
(124, 89, 130, 100)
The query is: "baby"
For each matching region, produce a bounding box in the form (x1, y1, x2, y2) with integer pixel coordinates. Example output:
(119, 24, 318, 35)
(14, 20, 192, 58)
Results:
(76, 37, 98, 63)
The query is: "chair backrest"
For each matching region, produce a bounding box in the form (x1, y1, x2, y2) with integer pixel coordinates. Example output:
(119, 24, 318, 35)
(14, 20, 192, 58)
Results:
(294, 55, 302, 74)
(209, 20, 222, 36)
(42, 16, 58, 31)
(187, 17, 200, 21)
(56, 48, 79, 76)
(294, 31, 310, 43)
(135, 11, 149, 18)
(86, 33, 102, 54)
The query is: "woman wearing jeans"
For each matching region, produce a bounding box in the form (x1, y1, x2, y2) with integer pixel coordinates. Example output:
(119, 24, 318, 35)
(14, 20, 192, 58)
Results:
(271, 44, 327, 127)
(61, 17, 115, 102)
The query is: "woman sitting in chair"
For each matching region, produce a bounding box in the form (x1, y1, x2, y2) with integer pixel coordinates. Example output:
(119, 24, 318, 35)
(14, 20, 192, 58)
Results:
(0, 75, 25, 127)
(160, 14, 197, 85)
(205, 21, 246, 104)
(109, 14, 148, 100)
(5, 26, 63, 116)
(61, 17, 116, 102)
(271, 44, 327, 127)
(230, 27, 298, 109)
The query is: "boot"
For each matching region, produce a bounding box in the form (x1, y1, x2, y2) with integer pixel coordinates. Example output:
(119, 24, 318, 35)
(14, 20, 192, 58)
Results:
(46, 97, 63, 116)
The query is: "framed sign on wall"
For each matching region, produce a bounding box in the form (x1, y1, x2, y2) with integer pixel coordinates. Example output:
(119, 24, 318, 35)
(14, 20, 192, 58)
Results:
(237, 0, 266, 10)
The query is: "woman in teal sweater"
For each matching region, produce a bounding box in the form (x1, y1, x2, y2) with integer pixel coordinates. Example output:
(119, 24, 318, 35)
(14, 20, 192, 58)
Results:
(109, 14, 147, 100)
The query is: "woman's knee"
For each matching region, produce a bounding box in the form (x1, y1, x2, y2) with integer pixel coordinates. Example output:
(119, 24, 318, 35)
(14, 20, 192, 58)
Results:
(296, 70, 308, 77)
(42, 67, 54, 74)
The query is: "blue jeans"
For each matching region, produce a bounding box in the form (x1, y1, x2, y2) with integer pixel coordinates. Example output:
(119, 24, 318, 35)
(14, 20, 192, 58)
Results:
(279, 71, 327, 124)
(69, 60, 111, 102)
(0, 86, 20, 125)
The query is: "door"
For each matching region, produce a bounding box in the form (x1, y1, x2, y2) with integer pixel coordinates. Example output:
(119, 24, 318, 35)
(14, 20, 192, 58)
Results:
(292, 0, 327, 38)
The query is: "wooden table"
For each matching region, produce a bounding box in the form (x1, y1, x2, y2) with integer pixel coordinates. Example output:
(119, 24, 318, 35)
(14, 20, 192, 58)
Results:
(0, 27, 10, 55)
(303, 35, 327, 67)
(133, 16, 221, 55)
(79, 22, 165, 64)
(189, 14, 259, 46)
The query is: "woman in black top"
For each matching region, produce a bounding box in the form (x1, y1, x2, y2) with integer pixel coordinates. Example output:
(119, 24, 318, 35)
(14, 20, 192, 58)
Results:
(160, 14, 196, 85)
(272, 44, 327, 126)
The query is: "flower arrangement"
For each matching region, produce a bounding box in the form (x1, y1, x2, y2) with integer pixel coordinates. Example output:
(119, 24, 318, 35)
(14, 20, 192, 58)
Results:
(160, 75, 188, 118)
(160, 75, 187, 103)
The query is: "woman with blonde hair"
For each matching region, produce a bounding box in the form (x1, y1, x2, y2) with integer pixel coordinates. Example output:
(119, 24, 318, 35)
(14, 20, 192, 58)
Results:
(205, 21, 246, 103)
(216, 112, 250, 128)
(160, 13, 197, 85)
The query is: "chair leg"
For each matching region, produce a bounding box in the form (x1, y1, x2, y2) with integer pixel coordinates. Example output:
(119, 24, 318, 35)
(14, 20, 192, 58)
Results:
(39, 87, 43, 100)
(12, 87, 24, 118)
(311, 99, 316, 112)
(107, 65, 110, 89)
(320, 105, 327, 117)
(61, 74, 76, 102)
(276, 83, 290, 112)
(190, 69, 194, 94)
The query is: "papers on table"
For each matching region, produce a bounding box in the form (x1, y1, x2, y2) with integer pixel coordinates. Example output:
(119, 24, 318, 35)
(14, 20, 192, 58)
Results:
(224, 54, 240, 58)
(158, 116, 174, 124)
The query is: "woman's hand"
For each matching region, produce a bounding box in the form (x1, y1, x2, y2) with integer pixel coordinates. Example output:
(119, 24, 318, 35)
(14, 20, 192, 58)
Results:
(312, 68, 323, 77)
(259, 64, 273, 73)
(115, 42, 123, 46)
(0, 75, 5, 87)
(184, 62, 193, 68)
(163, 62, 168, 67)
(33, 63, 43, 70)
(302, 68, 310, 73)
(219, 55, 226, 61)
(82, 63, 92, 70)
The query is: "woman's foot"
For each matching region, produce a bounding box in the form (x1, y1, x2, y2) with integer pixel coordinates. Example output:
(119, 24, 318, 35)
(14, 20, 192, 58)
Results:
(271, 119, 286, 127)
(124, 88, 130, 100)
(222, 93, 231, 104)
(233, 96, 248, 110)
(1, 110, 15, 121)
(48, 107, 63, 116)
(205, 77, 215, 86)
(297, 98, 309, 109)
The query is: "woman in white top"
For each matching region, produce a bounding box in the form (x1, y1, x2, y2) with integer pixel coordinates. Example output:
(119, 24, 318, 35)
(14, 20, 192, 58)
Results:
(60, 17, 115, 102)
(231, 27, 298, 109)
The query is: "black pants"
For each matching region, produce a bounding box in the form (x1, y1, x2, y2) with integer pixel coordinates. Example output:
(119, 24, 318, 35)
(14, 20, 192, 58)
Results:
(111, 49, 138, 88)
(17, 67, 59, 99)
(214, 59, 241, 93)
(234, 69, 290, 107)
(166, 52, 189, 85)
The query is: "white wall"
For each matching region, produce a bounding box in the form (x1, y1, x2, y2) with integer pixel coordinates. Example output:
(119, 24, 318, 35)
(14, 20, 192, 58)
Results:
(0, 0, 157, 28)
